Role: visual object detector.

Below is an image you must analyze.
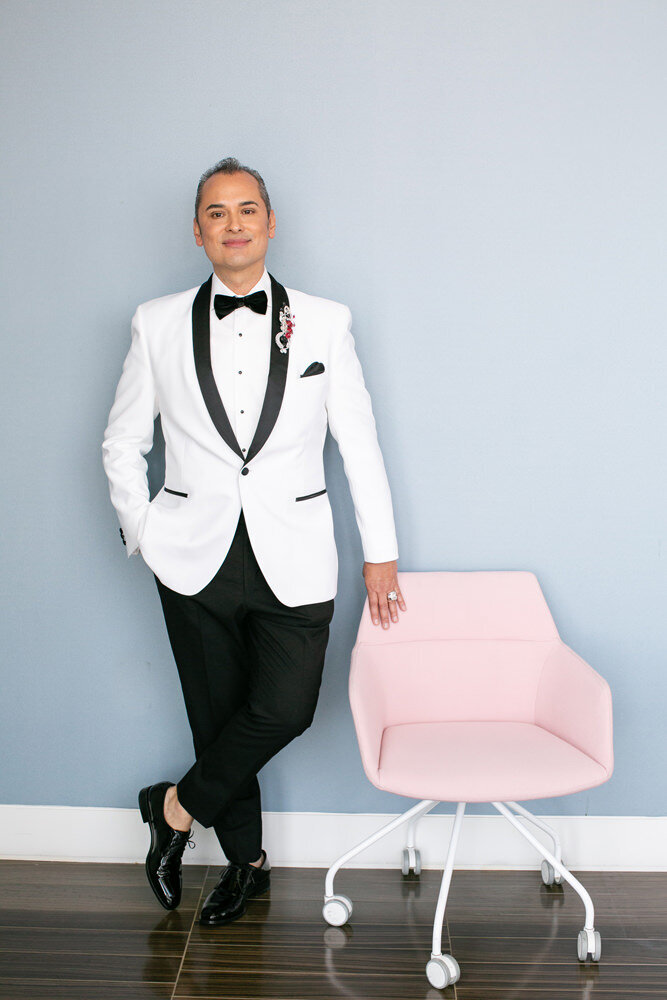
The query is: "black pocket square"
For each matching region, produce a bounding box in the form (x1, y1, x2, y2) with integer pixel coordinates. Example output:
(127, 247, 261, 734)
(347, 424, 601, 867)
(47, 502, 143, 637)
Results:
(300, 361, 325, 377)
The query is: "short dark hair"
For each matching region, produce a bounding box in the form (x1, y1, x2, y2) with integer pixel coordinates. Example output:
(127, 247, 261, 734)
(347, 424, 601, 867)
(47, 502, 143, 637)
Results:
(194, 157, 272, 222)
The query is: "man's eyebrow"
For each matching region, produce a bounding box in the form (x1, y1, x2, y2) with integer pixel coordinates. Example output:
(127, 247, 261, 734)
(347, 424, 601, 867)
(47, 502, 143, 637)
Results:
(205, 200, 259, 210)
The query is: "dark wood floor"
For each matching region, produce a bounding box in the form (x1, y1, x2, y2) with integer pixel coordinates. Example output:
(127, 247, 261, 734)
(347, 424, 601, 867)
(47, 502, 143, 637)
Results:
(0, 860, 665, 998)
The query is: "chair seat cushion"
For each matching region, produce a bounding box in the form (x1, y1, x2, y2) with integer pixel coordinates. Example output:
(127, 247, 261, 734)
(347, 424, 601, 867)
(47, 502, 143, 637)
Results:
(377, 721, 608, 802)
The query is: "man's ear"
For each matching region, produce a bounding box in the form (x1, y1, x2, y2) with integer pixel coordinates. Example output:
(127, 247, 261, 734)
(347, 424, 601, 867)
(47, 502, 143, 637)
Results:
(268, 209, 276, 239)
(193, 217, 203, 247)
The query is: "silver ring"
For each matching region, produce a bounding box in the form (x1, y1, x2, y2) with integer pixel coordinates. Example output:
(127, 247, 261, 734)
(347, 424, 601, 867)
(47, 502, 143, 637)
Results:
(387, 590, 398, 602)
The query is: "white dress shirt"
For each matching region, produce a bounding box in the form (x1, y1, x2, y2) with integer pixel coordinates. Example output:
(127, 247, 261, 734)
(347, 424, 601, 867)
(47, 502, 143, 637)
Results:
(210, 267, 272, 457)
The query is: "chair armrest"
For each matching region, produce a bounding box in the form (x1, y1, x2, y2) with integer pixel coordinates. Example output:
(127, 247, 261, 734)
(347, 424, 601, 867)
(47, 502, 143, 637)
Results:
(349, 646, 388, 786)
(535, 642, 614, 774)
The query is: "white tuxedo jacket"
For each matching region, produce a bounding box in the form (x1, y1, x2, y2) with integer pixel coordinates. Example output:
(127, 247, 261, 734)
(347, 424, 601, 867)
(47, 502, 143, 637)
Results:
(102, 272, 398, 606)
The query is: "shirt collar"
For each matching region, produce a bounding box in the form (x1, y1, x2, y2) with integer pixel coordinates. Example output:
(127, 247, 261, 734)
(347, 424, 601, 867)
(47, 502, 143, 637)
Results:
(211, 267, 271, 305)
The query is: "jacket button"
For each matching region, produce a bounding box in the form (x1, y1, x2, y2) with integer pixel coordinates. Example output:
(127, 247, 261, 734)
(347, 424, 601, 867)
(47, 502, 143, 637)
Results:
(241, 467, 249, 476)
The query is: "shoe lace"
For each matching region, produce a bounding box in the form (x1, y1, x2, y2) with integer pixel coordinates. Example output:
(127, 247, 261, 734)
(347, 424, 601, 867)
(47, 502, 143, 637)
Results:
(162, 828, 196, 863)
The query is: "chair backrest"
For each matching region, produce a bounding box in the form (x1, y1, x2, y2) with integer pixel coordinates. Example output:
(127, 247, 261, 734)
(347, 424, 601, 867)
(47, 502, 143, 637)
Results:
(350, 571, 562, 727)
(356, 571, 559, 643)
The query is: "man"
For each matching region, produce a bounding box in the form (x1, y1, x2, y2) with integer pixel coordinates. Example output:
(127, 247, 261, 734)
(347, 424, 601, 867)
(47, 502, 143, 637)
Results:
(102, 157, 405, 926)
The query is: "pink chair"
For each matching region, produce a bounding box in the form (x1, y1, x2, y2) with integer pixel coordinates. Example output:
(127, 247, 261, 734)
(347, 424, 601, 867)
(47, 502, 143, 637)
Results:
(322, 571, 614, 990)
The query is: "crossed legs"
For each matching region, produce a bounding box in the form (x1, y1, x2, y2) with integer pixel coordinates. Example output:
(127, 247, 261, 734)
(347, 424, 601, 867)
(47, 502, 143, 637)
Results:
(154, 511, 334, 864)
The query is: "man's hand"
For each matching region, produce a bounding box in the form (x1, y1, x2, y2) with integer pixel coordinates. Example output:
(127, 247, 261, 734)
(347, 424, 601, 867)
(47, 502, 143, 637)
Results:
(363, 560, 406, 628)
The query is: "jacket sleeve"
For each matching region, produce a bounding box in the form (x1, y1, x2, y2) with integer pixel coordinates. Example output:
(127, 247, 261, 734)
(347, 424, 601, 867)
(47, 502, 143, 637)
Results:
(101, 306, 158, 556)
(325, 306, 399, 563)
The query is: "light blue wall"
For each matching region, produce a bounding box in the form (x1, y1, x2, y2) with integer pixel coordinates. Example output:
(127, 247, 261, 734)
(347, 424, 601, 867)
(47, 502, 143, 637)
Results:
(1, 0, 665, 819)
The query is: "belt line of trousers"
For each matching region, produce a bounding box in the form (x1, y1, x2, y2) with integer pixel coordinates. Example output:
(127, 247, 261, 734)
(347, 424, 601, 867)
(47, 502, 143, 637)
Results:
(154, 508, 335, 865)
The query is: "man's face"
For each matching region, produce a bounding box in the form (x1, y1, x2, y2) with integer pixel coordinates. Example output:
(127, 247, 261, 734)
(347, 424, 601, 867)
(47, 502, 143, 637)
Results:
(193, 171, 276, 273)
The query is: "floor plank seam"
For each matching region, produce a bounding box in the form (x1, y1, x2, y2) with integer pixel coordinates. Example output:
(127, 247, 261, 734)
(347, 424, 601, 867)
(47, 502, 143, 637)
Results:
(171, 865, 209, 1000)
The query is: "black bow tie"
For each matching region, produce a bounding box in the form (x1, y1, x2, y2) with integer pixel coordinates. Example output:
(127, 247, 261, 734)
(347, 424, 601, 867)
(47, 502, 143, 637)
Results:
(213, 290, 268, 320)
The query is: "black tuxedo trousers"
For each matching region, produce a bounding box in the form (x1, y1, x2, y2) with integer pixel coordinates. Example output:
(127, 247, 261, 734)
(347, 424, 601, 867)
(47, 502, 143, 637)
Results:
(154, 509, 334, 864)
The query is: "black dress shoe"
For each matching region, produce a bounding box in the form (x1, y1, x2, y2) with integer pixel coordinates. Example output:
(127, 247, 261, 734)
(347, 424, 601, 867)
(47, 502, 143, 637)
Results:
(199, 850, 271, 925)
(138, 781, 195, 910)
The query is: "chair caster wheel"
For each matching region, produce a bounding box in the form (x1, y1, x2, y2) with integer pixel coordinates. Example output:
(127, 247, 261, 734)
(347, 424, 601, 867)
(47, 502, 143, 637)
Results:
(577, 928, 602, 962)
(401, 847, 421, 875)
(426, 954, 460, 989)
(541, 859, 564, 885)
(322, 894, 353, 927)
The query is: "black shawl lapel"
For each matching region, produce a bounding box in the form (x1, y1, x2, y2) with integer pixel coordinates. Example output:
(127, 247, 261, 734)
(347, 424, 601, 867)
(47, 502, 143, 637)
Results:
(244, 273, 291, 463)
(192, 275, 245, 460)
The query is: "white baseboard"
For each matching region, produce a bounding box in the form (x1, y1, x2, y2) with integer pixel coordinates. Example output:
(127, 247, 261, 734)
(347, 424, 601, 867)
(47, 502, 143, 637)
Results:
(1, 804, 665, 870)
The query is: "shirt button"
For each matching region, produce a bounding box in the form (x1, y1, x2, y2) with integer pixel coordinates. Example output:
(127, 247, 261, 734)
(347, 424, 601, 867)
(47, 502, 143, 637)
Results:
(238, 370, 242, 374)
(238, 332, 243, 337)
(241, 467, 249, 476)
(240, 409, 244, 414)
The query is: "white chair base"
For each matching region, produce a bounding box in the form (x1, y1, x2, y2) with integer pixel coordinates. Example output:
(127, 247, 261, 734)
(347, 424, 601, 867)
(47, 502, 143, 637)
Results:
(323, 799, 602, 989)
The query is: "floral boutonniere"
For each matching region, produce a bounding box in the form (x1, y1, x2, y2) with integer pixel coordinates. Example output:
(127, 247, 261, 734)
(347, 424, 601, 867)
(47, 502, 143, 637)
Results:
(276, 304, 295, 353)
